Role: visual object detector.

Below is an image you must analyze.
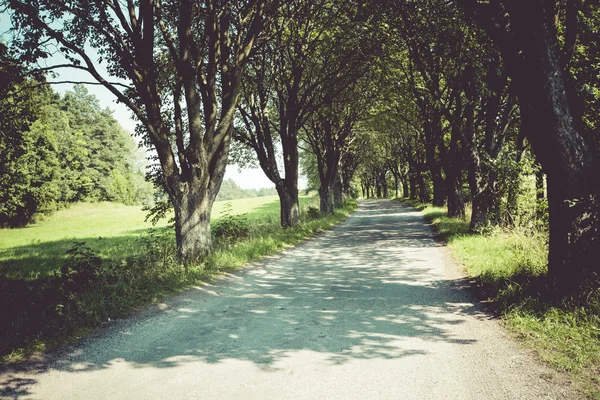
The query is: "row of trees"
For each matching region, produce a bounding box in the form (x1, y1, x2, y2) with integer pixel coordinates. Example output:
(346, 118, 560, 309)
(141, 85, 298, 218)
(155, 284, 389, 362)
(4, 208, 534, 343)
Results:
(352, 0, 600, 289)
(0, 64, 153, 228)
(4, 0, 598, 290)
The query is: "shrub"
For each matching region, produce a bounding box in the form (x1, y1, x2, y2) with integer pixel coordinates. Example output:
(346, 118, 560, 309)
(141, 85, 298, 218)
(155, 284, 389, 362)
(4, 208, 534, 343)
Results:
(306, 206, 321, 220)
(212, 202, 250, 245)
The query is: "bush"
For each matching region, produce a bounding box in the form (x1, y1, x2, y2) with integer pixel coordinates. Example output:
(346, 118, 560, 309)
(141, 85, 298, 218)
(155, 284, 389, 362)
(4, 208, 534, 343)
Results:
(212, 202, 251, 245)
(306, 206, 321, 220)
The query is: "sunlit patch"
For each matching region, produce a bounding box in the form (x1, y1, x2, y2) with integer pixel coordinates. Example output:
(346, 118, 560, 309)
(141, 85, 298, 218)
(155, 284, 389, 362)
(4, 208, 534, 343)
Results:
(177, 307, 198, 313)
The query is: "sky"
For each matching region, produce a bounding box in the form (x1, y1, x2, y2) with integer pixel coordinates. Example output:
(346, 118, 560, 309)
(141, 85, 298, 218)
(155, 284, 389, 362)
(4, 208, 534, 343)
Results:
(0, 12, 294, 191)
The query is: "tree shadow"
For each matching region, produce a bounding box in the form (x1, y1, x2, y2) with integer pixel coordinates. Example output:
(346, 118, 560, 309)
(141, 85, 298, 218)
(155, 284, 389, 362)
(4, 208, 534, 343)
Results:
(0, 200, 487, 398)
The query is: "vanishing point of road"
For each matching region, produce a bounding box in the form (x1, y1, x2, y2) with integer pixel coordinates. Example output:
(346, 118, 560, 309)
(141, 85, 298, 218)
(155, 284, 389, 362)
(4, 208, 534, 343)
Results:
(1, 200, 575, 399)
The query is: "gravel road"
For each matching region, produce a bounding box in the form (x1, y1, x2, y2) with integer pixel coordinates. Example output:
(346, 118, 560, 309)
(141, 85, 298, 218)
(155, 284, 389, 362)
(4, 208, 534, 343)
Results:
(0, 200, 576, 399)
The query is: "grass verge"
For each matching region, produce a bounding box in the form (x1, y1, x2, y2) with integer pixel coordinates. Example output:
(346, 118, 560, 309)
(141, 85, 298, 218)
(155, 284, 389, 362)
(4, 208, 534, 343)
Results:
(1, 197, 357, 364)
(397, 197, 600, 398)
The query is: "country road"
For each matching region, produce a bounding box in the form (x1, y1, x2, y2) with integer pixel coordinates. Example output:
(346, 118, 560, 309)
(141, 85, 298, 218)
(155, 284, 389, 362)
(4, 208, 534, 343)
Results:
(1, 200, 574, 399)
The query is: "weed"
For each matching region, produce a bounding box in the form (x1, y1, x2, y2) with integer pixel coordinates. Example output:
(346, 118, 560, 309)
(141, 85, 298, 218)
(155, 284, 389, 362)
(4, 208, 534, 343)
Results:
(306, 206, 321, 220)
(212, 202, 251, 245)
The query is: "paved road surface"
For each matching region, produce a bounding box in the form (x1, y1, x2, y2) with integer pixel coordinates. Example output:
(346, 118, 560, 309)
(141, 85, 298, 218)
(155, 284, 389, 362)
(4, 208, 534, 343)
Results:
(1, 200, 575, 399)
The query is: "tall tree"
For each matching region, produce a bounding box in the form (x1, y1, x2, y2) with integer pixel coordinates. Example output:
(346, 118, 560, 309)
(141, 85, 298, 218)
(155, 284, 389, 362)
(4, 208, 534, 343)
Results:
(5, 0, 271, 260)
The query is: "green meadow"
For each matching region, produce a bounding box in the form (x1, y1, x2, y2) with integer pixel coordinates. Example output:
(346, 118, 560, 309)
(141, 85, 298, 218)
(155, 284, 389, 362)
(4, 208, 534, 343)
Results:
(0, 195, 311, 280)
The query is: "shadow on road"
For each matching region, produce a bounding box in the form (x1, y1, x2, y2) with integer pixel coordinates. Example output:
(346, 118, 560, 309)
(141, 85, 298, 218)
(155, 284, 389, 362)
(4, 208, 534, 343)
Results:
(1, 200, 484, 398)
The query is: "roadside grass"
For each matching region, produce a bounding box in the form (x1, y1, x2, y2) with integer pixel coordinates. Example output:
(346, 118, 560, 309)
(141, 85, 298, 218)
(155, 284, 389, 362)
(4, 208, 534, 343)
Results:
(0, 195, 313, 280)
(397, 197, 600, 397)
(1, 196, 356, 363)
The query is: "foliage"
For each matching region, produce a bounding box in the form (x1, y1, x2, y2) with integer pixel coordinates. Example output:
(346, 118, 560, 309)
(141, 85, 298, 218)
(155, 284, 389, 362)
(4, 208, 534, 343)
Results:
(305, 206, 321, 220)
(0, 80, 153, 227)
(211, 202, 251, 245)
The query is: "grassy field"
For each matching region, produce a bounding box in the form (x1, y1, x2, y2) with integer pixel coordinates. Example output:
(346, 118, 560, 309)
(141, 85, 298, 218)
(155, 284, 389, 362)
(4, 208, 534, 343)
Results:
(1, 194, 356, 361)
(0, 195, 312, 280)
(399, 198, 600, 397)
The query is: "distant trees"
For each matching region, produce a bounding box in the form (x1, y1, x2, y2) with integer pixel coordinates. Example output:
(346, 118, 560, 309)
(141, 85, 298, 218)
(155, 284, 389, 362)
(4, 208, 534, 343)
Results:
(0, 79, 152, 227)
(216, 178, 276, 202)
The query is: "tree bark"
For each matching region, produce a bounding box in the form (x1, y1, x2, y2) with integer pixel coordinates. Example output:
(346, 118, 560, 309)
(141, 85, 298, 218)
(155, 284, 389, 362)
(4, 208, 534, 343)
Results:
(276, 181, 300, 227)
(431, 167, 445, 207)
(333, 174, 344, 208)
(381, 172, 389, 198)
(402, 180, 409, 199)
(319, 184, 334, 215)
(446, 167, 465, 219)
(409, 167, 418, 200)
(172, 184, 213, 262)
(417, 169, 429, 203)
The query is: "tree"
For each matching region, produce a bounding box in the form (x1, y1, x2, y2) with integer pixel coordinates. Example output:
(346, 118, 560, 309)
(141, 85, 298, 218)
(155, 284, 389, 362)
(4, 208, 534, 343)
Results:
(0, 47, 60, 227)
(458, 0, 600, 286)
(5, 0, 272, 261)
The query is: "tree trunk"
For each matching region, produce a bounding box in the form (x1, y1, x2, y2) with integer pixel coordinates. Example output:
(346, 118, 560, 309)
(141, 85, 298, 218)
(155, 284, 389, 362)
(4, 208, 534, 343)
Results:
(276, 181, 299, 227)
(409, 168, 418, 200)
(446, 169, 465, 219)
(393, 173, 400, 198)
(171, 183, 214, 262)
(512, 4, 597, 284)
(467, 159, 491, 231)
(402, 180, 409, 198)
(431, 166, 445, 207)
(417, 169, 429, 203)
(333, 174, 344, 208)
(319, 184, 334, 214)
(382, 173, 389, 198)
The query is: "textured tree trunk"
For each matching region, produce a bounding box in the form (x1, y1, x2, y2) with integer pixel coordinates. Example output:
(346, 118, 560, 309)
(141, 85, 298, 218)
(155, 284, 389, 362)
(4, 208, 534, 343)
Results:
(459, 0, 600, 287)
(319, 184, 334, 214)
(509, 3, 597, 284)
(402, 181, 409, 198)
(333, 174, 344, 208)
(276, 181, 300, 228)
(467, 158, 492, 231)
(417, 170, 429, 203)
(431, 166, 445, 207)
(381, 172, 389, 198)
(171, 183, 215, 262)
(409, 168, 418, 200)
(446, 169, 465, 219)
